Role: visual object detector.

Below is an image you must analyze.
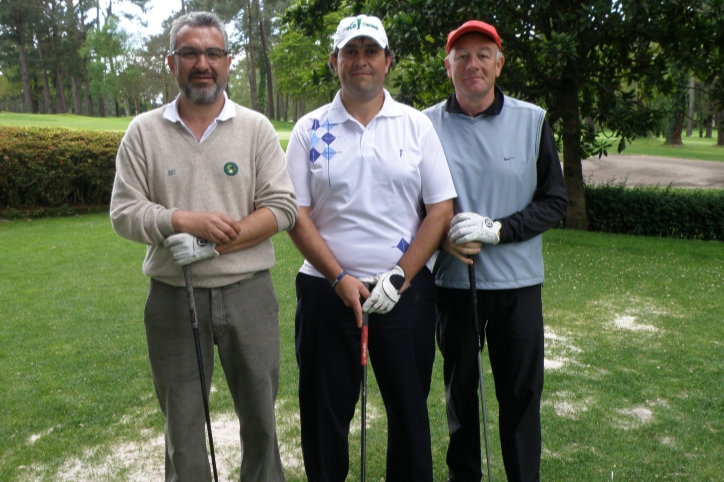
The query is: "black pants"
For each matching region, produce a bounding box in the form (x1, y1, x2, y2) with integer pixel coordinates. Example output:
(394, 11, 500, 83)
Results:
(295, 269, 436, 482)
(437, 285, 544, 482)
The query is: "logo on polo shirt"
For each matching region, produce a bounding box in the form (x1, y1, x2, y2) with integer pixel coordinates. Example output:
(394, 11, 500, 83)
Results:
(224, 162, 239, 176)
(308, 117, 344, 185)
(393, 233, 413, 253)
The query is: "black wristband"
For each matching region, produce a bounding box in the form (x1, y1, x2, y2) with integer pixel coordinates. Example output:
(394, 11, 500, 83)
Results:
(330, 270, 347, 288)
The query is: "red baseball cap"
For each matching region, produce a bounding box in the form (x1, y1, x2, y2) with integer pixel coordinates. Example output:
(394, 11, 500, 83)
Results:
(446, 20, 501, 53)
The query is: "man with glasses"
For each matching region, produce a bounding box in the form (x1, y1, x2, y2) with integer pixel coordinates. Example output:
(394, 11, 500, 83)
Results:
(110, 11, 297, 482)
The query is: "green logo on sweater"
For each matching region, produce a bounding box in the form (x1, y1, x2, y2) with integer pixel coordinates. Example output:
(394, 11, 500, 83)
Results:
(224, 162, 239, 176)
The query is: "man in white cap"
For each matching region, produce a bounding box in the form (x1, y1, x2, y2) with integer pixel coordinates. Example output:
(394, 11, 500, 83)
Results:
(286, 14, 457, 482)
(425, 20, 567, 482)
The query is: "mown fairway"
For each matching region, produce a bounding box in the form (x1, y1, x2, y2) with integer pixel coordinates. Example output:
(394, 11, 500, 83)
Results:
(1, 111, 720, 162)
(1, 214, 722, 481)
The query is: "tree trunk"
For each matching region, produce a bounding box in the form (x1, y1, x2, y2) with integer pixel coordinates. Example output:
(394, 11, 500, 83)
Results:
(98, 96, 106, 117)
(37, 45, 54, 113)
(665, 111, 684, 146)
(705, 115, 712, 138)
(718, 110, 724, 146)
(561, 80, 587, 230)
(685, 76, 695, 137)
(71, 76, 84, 115)
(41, 72, 54, 113)
(259, 16, 274, 119)
(298, 99, 305, 119)
(84, 79, 94, 117)
(276, 91, 282, 121)
(55, 66, 68, 114)
(163, 66, 172, 104)
(665, 74, 687, 146)
(246, 0, 261, 112)
(114, 98, 121, 117)
(16, 28, 34, 113)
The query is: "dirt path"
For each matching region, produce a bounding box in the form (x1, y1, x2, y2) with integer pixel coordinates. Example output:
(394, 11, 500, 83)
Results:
(581, 154, 724, 189)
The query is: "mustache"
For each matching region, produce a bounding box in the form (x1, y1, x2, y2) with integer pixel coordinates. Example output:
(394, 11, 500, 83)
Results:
(350, 67, 373, 75)
(187, 68, 217, 81)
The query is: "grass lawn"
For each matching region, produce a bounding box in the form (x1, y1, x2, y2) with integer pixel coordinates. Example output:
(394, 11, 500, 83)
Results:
(2, 112, 721, 162)
(0, 112, 133, 132)
(1, 214, 722, 481)
(0, 112, 294, 152)
(598, 132, 723, 162)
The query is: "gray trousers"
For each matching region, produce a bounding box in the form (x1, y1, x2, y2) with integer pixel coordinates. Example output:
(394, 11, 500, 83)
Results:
(144, 271, 285, 482)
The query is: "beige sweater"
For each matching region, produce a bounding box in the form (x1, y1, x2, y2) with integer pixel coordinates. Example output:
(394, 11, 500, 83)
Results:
(110, 103, 298, 288)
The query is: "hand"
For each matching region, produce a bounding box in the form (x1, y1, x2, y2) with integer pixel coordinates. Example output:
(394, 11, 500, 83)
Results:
(359, 265, 405, 314)
(164, 233, 219, 266)
(442, 237, 481, 265)
(333, 275, 371, 328)
(171, 211, 240, 244)
(448, 213, 501, 245)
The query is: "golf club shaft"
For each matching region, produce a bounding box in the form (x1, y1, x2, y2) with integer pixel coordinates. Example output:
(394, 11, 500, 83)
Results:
(360, 311, 369, 482)
(183, 265, 219, 482)
(468, 262, 492, 482)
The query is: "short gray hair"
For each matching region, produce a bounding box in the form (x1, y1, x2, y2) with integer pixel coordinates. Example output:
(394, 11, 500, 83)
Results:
(169, 11, 228, 52)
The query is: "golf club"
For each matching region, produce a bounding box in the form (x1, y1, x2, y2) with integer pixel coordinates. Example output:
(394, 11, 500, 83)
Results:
(468, 261, 492, 482)
(360, 309, 369, 482)
(358, 275, 404, 481)
(183, 265, 219, 482)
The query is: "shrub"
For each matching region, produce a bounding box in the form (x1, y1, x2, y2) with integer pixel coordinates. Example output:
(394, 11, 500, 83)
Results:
(586, 182, 724, 241)
(0, 126, 122, 208)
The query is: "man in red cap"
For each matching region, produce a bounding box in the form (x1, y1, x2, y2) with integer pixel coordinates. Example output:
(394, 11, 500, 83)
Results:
(424, 20, 568, 482)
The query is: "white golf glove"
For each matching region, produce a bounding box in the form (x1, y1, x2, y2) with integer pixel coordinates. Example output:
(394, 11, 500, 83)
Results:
(359, 265, 406, 314)
(163, 233, 219, 266)
(449, 213, 502, 245)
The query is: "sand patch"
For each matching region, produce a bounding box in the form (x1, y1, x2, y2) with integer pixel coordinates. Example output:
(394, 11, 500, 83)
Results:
(19, 398, 307, 482)
(613, 315, 658, 332)
(544, 391, 593, 420)
(613, 399, 668, 430)
(544, 327, 582, 372)
(28, 426, 59, 445)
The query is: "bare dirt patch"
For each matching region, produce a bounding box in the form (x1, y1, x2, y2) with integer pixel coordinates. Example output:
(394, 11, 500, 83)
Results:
(582, 154, 724, 189)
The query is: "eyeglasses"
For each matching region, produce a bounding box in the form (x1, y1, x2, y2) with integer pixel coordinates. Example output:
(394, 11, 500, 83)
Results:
(171, 47, 228, 63)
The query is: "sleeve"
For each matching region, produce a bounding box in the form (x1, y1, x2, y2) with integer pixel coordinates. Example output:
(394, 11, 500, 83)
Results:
(497, 120, 568, 243)
(285, 120, 313, 207)
(109, 122, 176, 246)
(418, 118, 457, 205)
(252, 117, 299, 232)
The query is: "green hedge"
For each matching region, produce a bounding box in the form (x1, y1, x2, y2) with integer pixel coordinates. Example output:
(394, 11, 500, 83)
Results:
(0, 126, 122, 208)
(586, 182, 724, 241)
(2, 125, 722, 242)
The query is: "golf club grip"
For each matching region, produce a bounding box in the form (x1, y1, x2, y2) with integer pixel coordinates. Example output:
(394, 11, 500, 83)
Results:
(361, 314, 369, 366)
(183, 266, 199, 328)
(467, 262, 477, 305)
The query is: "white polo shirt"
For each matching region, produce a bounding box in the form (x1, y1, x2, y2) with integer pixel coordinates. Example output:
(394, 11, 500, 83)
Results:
(163, 92, 236, 142)
(286, 89, 457, 279)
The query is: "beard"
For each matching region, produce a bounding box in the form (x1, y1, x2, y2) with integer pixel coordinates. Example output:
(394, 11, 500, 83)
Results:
(178, 69, 226, 105)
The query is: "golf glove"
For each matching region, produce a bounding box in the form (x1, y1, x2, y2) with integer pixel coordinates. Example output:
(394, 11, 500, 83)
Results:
(359, 265, 405, 314)
(449, 213, 502, 245)
(164, 233, 219, 266)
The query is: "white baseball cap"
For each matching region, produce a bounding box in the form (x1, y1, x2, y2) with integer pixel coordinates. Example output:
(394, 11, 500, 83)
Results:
(332, 15, 388, 50)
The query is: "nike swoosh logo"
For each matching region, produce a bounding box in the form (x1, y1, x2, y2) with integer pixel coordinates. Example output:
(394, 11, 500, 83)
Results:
(504, 156, 514, 161)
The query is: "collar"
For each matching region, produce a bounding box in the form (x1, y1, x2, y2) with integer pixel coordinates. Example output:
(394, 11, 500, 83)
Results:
(327, 89, 403, 125)
(445, 85, 505, 117)
(163, 92, 236, 124)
